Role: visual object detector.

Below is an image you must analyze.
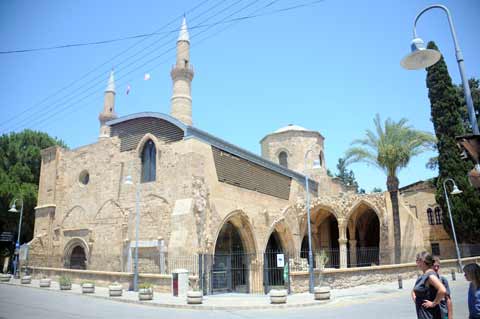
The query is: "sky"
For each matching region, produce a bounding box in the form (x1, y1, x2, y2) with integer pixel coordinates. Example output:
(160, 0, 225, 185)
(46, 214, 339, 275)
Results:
(0, 0, 479, 192)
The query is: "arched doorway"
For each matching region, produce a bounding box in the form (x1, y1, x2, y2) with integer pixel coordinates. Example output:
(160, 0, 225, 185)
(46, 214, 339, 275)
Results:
(212, 222, 250, 293)
(355, 210, 380, 266)
(303, 209, 340, 269)
(346, 202, 381, 267)
(70, 246, 86, 270)
(264, 231, 285, 292)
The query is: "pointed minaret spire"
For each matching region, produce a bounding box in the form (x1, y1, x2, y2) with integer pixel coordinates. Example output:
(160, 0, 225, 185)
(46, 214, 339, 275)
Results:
(105, 69, 115, 92)
(98, 70, 118, 139)
(178, 16, 190, 43)
(170, 17, 194, 126)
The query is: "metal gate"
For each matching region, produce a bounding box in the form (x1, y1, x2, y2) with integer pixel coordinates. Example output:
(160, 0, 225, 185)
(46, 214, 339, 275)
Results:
(263, 251, 289, 294)
(200, 252, 290, 295)
(210, 253, 250, 294)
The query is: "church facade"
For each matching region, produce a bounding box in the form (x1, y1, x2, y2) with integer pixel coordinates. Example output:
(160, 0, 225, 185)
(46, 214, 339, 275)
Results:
(28, 18, 452, 293)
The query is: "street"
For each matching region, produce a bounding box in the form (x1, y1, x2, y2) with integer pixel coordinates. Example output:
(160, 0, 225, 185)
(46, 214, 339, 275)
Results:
(0, 278, 470, 319)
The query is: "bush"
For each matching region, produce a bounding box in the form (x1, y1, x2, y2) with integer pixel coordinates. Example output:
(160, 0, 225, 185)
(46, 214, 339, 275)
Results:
(59, 275, 71, 286)
(138, 282, 152, 289)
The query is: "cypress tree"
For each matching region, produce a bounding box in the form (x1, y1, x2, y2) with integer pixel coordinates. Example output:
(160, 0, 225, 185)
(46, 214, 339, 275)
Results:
(426, 41, 480, 244)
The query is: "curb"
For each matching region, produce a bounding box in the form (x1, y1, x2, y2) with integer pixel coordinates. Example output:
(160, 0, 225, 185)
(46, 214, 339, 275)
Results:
(0, 282, 330, 310)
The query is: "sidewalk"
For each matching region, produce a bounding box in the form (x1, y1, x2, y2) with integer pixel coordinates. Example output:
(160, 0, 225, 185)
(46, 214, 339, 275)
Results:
(0, 274, 468, 310)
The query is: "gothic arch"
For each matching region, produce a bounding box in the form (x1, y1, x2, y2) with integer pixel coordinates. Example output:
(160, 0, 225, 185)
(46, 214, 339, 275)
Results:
(63, 237, 90, 269)
(143, 193, 169, 205)
(344, 198, 384, 267)
(61, 205, 88, 229)
(299, 203, 340, 237)
(344, 199, 385, 227)
(93, 199, 127, 221)
(212, 210, 257, 255)
(297, 203, 341, 267)
(264, 217, 295, 255)
(135, 193, 171, 241)
(135, 133, 161, 158)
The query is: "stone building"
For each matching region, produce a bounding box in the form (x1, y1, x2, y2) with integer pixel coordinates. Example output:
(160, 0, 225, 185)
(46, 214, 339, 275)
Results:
(28, 18, 452, 293)
(399, 180, 456, 258)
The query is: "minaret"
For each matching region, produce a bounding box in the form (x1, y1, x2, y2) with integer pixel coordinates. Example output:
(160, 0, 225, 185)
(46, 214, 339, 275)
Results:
(98, 70, 117, 139)
(170, 17, 194, 126)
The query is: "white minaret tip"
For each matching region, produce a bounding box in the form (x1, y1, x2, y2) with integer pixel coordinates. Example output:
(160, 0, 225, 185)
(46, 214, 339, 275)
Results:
(178, 17, 190, 43)
(105, 70, 115, 92)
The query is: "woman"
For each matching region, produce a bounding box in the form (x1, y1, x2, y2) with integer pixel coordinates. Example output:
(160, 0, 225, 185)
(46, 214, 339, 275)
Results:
(412, 251, 446, 319)
(464, 263, 480, 319)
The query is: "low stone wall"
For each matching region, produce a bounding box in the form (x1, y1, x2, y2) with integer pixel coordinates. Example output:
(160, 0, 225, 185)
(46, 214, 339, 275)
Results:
(26, 266, 198, 293)
(290, 256, 479, 293)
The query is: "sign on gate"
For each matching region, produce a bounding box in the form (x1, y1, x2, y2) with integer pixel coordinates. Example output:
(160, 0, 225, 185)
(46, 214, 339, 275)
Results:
(276, 254, 284, 267)
(283, 263, 289, 282)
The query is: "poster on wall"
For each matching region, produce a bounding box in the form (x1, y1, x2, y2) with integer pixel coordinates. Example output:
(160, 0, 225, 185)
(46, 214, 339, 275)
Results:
(276, 254, 285, 267)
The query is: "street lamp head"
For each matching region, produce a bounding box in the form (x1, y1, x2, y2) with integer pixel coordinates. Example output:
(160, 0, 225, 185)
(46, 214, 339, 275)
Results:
(124, 175, 133, 185)
(450, 184, 463, 195)
(401, 38, 441, 70)
(8, 203, 18, 213)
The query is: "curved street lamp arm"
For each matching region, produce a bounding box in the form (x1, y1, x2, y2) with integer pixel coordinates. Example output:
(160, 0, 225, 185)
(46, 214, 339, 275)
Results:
(413, 5, 459, 49)
(10, 198, 24, 208)
(442, 177, 455, 190)
(413, 4, 479, 135)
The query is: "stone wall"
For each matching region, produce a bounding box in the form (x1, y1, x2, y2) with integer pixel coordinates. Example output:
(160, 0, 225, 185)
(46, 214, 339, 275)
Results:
(290, 256, 479, 293)
(27, 266, 198, 293)
(400, 182, 455, 257)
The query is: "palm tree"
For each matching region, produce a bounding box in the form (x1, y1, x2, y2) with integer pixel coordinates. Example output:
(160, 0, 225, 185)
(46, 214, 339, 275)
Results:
(345, 114, 435, 264)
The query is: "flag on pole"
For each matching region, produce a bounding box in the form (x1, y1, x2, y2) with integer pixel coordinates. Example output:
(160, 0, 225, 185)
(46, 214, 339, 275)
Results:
(144, 73, 151, 81)
(126, 84, 131, 95)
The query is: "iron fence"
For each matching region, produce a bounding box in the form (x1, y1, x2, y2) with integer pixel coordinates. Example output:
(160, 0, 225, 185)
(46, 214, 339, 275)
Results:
(459, 244, 480, 258)
(198, 252, 290, 295)
(136, 249, 198, 275)
(21, 244, 480, 296)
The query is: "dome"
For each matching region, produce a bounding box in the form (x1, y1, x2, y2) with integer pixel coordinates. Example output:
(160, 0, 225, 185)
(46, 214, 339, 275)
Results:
(274, 124, 308, 133)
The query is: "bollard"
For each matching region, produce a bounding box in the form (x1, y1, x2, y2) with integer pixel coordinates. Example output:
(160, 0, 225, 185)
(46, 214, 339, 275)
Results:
(398, 275, 403, 289)
(451, 269, 456, 281)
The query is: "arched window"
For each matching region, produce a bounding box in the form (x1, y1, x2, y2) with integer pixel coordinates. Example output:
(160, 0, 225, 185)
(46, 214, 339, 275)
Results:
(434, 207, 442, 224)
(278, 151, 288, 168)
(426, 208, 434, 225)
(141, 140, 156, 183)
(319, 151, 324, 167)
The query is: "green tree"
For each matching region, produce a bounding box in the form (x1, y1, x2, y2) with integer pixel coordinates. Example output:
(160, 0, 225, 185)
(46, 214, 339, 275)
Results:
(0, 130, 66, 245)
(426, 78, 479, 171)
(335, 157, 359, 192)
(426, 42, 480, 243)
(345, 114, 435, 263)
(455, 78, 480, 131)
(326, 169, 333, 177)
(371, 187, 383, 193)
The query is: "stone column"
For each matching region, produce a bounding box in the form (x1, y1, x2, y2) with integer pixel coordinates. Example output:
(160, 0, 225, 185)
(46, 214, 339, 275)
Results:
(338, 238, 348, 269)
(349, 239, 357, 267)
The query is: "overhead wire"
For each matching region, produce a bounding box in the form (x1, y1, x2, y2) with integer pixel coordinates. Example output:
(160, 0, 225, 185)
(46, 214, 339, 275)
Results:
(0, 0, 323, 55)
(6, 0, 252, 133)
(5, 0, 325, 134)
(0, 0, 213, 131)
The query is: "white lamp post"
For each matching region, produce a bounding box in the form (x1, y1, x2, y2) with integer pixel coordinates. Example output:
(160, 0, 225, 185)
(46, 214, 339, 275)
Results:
(304, 149, 321, 293)
(124, 174, 140, 291)
(401, 4, 479, 136)
(442, 178, 463, 272)
(9, 198, 24, 278)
